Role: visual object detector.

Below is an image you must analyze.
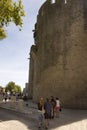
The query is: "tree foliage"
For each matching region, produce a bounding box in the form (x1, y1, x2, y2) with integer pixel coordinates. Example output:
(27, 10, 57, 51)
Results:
(5, 81, 22, 93)
(0, 0, 25, 40)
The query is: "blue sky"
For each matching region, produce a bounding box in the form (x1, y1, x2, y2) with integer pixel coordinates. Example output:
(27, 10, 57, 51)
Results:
(0, 0, 46, 90)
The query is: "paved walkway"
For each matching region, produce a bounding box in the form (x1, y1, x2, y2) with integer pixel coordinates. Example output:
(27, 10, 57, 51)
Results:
(0, 100, 87, 130)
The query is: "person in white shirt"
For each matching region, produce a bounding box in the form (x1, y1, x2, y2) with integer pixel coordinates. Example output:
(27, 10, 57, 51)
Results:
(55, 97, 61, 117)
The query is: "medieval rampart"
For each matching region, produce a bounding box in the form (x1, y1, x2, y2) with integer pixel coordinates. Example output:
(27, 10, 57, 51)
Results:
(28, 0, 87, 109)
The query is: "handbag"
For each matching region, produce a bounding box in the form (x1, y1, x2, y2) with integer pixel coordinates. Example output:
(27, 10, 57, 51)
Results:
(59, 107, 62, 111)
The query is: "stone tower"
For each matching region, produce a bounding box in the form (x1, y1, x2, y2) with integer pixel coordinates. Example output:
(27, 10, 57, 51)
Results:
(28, 0, 87, 109)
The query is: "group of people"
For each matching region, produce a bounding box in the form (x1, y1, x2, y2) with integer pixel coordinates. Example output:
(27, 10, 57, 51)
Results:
(37, 96, 61, 129)
(3, 92, 11, 102)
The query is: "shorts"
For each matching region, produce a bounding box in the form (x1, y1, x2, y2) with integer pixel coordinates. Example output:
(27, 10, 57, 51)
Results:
(44, 112, 51, 119)
(55, 106, 60, 110)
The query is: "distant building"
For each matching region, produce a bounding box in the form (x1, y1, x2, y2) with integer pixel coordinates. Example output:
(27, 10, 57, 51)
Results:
(0, 86, 5, 93)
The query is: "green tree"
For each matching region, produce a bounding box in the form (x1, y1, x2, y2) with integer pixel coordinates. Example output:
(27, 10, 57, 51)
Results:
(5, 81, 22, 93)
(14, 85, 21, 93)
(0, 0, 25, 40)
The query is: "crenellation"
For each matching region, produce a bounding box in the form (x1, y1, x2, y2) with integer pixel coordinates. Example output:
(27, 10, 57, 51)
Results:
(51, 0, 56, 4)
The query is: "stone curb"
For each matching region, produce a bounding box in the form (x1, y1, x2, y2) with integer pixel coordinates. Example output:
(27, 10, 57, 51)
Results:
(0, 105, 38, 121)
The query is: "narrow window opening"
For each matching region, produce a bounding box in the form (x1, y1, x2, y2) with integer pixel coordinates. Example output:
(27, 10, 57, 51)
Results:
(64, 0, 67, 4)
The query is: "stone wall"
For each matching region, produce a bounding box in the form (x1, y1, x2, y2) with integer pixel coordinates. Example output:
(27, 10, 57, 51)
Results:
(28, 0, 87, 109)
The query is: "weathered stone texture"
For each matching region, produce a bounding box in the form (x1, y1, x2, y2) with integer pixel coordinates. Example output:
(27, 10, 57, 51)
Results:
(28, 0, 87, 109)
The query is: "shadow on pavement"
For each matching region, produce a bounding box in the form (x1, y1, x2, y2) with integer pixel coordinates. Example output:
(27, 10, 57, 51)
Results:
(0, 107, 87, 130)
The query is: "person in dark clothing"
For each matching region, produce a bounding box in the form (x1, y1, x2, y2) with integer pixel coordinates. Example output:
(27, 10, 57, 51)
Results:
(50, 96, 56, 119)
(44, 98, 52, 129)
